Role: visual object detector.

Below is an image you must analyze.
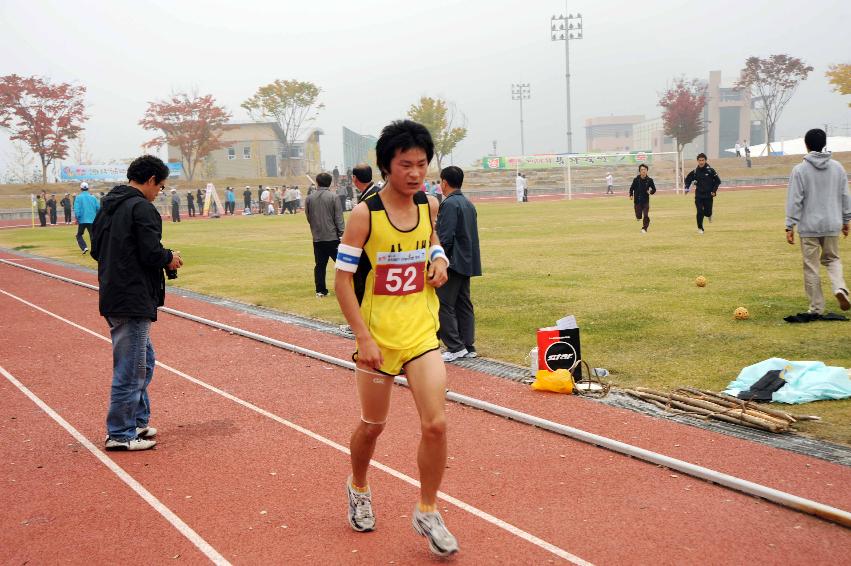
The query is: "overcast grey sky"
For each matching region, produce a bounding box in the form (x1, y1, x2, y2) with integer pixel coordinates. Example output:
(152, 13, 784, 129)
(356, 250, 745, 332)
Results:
(2, 0, 850, 174)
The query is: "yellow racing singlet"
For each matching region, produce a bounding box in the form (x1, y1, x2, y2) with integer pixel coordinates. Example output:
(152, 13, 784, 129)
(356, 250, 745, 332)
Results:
(355, 191, 440, 350)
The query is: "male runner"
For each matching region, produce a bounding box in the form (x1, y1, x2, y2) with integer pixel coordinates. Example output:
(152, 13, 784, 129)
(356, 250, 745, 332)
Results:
(684, 153, 721, 234)
(334, 120, 459, 557)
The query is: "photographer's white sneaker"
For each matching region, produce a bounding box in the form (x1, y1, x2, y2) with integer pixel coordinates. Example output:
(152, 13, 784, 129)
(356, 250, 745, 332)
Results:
(441, 348, 468, 362)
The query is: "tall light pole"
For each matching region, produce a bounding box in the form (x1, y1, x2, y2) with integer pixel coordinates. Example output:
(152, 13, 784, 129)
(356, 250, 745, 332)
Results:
(550, 8, 583, 154)
(511, 83, 531, 156)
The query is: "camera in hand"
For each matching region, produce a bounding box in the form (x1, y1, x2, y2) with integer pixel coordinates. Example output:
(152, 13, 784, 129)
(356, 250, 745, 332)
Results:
(165, 268, 178, 280)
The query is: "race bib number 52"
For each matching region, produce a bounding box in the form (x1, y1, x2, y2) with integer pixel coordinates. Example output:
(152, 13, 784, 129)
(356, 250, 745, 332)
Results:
(374, 249, 426, 296)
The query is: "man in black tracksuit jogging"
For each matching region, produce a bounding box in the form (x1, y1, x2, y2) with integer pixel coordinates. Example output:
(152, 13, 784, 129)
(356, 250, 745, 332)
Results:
(628, 163, 656, 233)
(684, 153, 721, 234)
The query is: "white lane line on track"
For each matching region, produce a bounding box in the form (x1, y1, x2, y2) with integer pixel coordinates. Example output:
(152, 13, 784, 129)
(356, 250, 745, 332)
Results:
(5, 260, 851, 531)
(0, 287, 592, 565)
(0, 363, 231, 566)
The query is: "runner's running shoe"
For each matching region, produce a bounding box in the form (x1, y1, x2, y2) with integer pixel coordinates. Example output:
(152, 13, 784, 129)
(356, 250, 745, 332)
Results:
(412, 506, 459, 556)
(346, 475, 376, 532)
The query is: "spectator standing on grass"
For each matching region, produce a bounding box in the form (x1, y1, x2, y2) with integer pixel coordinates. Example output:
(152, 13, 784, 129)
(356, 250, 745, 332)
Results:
(336, 180, 349, 212)
(170, 188, 181, 222)
(305, 171, 344, 297)
(684, 152, 721, 234)
(47, 194, 58, 225)
(295, 186, 303, 210)
(91, 155, 183, 451)
(284, 186, 297, 213)
(261, 186, 272, 215)
(243, 186, 252, 213)
(515, 172, 524, 203)
(37, 191, 47, 227)
(436, 166, 482, 362)
(60, 193, 72, 224)
(629, 164, 657, 234)
(785, 128, 851, 314)
(353, 163, 380, 204)
(225, 186, 236, 215)
(275, 187, 284, 214)
(186, 191, 195, 217)
(196, 187, 205, 214)
(73, 183, 99, 254)
(429, 178, 442, 203)
(605, 172, 614, 195)
(735, 141, 742, 157)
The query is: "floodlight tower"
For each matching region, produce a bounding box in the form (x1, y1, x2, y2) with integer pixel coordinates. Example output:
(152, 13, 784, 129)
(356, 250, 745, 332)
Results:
(550, 8, 583, 154)
(511, 83, 531, 156)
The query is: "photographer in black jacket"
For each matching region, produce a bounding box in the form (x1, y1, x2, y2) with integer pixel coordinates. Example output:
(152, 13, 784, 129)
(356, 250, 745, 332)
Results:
(684, 153, 721, 234)
(91, 155, 183, 451)
(628, 163, 657, 233)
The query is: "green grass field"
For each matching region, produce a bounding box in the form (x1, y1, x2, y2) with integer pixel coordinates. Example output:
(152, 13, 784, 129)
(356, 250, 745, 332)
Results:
(2, 189, 850, 443)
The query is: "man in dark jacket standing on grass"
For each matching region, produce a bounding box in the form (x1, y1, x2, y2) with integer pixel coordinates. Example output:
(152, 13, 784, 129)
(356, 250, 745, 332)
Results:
(629, 164, 657, 234)
(436, 166, 482, 362)
(186, 190, 196, 217)
(60, 193, 72, 224)
(684, 153, 721, 234)
(91, 155, 183, 451)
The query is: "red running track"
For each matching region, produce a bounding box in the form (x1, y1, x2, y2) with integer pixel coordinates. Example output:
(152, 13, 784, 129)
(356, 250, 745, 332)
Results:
(1, 256, 850, 565)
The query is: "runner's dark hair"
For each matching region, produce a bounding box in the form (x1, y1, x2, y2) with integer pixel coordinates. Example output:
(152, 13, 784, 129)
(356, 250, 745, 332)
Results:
(376, 120, 434, 179)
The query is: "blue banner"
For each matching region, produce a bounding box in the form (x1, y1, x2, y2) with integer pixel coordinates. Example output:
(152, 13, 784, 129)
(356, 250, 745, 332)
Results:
(60, 162, 184, 181)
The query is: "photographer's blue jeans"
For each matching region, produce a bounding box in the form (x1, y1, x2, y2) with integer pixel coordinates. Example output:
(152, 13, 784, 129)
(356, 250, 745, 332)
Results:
(105, 317, 155, 441)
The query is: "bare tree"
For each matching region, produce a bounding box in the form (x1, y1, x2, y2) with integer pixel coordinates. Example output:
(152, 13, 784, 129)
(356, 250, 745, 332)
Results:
(2, 141, 39, 183)
(735, 54, 813, 154)
(71, 133, 94, 164)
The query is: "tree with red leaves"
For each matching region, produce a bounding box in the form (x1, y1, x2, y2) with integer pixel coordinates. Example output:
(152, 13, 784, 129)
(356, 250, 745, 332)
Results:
(139, 92, 231, 181)
(0, 74, 88, 184)
(735, 54, 813, 154)
(658, 77, 707, 155)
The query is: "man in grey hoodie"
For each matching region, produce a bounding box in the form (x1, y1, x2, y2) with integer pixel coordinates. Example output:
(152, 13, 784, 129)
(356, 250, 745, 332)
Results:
(785, 128, 851, 313)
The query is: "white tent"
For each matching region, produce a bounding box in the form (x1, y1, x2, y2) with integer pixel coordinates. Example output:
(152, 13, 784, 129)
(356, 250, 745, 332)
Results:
(725, 136, 851, 156)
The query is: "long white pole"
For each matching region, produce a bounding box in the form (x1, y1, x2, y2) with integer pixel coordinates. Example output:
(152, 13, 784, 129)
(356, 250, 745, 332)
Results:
(564, 7, 572, 154)
(519, 95, 526, 157)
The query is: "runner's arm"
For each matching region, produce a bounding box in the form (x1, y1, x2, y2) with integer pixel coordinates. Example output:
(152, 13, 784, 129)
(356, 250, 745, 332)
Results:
(334, 203, 382, 368)
(426, 196, 448, 287)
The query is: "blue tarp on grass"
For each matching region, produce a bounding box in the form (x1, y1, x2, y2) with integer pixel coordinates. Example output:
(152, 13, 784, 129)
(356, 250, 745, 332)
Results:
(724, 358, 851, 404)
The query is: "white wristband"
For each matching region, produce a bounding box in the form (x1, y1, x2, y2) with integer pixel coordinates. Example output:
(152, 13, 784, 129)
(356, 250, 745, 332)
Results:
(336, 244, 362, 273)
(429, 244, 449, 267)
